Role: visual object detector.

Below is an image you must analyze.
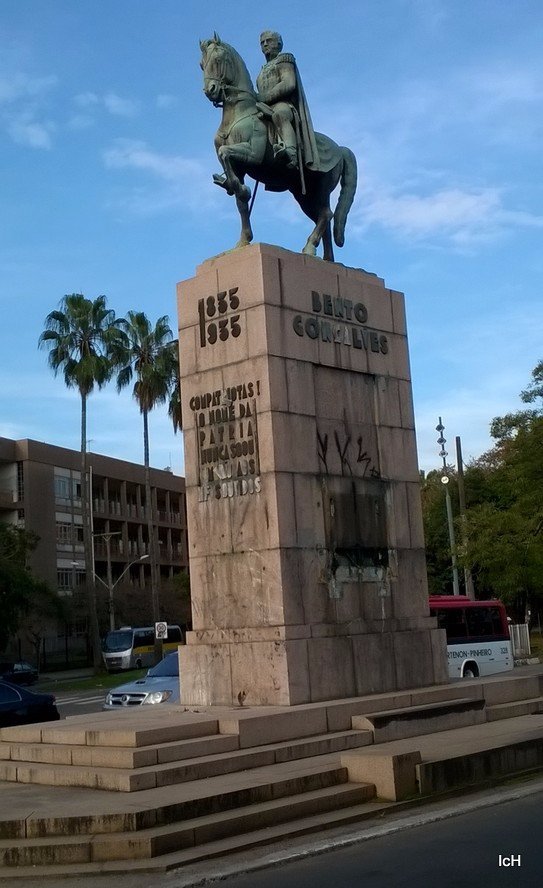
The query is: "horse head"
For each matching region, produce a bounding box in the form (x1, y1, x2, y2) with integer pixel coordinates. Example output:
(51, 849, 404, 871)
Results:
(200, 35, 255, 107)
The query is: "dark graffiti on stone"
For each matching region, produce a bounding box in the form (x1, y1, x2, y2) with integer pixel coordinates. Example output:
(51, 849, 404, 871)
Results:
(190, 381, 261, 501)
(317, 426, 380, 478)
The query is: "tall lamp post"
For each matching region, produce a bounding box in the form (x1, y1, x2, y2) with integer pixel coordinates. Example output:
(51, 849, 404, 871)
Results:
(436, 418, 460, 596)
(92, 530, 150, 630)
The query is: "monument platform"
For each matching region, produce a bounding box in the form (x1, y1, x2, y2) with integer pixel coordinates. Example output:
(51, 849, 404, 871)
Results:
(1, 667, 542, 878)
(176, 244, 447, 706)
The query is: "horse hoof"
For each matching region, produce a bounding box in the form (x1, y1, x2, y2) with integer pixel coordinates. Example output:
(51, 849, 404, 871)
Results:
(235, 237, 252, 249)
(302, 244, 317, 257)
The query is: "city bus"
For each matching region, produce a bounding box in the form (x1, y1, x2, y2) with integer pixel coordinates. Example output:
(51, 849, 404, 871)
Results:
(429, 596, 513, 679)
(101, 625, 184, 672)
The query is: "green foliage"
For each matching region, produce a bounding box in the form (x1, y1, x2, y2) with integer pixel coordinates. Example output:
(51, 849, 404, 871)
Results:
(0, 524, 61, 653)
(38, 293, 125, 397)
(421, 470, 459, 595)
(459, 365, 543, 619)
(422, 360, 543, 620)
(114, 312, 178, 416)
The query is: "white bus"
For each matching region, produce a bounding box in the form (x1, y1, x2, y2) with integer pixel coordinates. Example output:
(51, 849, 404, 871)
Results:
(429, 596, 513, 679)
(101, 625, 184, 672)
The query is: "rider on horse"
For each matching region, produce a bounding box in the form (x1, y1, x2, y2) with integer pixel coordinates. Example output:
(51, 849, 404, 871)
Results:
(256, 31, 323, 174)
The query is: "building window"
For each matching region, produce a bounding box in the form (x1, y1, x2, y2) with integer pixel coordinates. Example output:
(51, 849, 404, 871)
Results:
(56, 523, 72, 543)
(16, 462, 24, 501)
(54, 476, 72, 500)
(57, 569, 73, 591)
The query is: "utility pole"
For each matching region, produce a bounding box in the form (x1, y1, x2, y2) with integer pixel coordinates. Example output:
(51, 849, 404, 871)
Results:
(436, 418, 460, 596)
(93, 531, 121, 631)
(455, 435, 475, 600)
(92, 532, 149, 632)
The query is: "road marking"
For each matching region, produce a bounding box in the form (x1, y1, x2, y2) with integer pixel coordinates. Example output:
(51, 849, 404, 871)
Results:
(56, 695, 104, 705)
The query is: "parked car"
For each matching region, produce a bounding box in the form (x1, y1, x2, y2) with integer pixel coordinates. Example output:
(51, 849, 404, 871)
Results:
(0, 660, 39, 686)
(0, 680, 60, 728)
(103, 651, 180, 710)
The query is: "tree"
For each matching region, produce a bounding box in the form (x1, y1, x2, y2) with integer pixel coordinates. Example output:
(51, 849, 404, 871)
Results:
(459, 361, 543, 621)
(0, 523, 56, 653)
(168, 342, 183, 433)
(421, 469, 460, 596)
(38, 294, 124, 670)
(113, 312, 179, 626)
(21, 579, 68, 669)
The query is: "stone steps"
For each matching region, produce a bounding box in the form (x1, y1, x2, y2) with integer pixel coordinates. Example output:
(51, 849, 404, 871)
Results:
(0, 781, 375, 867)
(352, 696, 486, 743)
(0, 758, 377, 869)
(0, 792, 389, 878)
(341, 713, 543, 799)
(0, 728, 372, 792)
(485, 697, 543, 722)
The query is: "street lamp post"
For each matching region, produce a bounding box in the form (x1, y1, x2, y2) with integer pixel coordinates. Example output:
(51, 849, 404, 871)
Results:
(93, 553, 150, 630)
(92, 530, 150, 630)
(436, 418, 460, 597)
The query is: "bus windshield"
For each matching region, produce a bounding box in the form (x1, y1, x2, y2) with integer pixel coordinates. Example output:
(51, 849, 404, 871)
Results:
(102, 630, 133, 653)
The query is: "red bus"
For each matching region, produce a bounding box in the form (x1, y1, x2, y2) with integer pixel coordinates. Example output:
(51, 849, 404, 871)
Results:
(429, 596, 513, 679)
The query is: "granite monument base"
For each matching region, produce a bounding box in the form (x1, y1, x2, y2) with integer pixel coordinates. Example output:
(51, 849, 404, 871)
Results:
(176, 243, 447, 706)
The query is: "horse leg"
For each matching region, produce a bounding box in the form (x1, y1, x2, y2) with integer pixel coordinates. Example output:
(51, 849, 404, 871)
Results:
(235, 177, 253, 248)
(322, 219, 334, 262)
(217, 146, 245, 197)
(302, 206, 333, 257)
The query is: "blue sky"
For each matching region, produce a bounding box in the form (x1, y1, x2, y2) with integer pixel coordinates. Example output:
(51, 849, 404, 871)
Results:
(1, 0, 542, 475)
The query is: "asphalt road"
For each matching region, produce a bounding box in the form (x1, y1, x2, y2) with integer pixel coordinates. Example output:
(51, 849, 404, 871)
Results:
(218, 785, 542, 888)
(51, 688, 107, 716)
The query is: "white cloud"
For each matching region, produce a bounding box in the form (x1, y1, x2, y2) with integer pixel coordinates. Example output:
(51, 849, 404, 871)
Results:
(74, 91, 99, 107)
(6, 112, 54, 149)
(72, 91, 139, 120)
(0, 73, 57, 104)
(352, 186, 543, 247)
(67, 113, 95, 130)
(0, 72, 57, 148)
(103, 92, 139, 117)
(102, 138, 219, 214)
(104, 138, 201, 181)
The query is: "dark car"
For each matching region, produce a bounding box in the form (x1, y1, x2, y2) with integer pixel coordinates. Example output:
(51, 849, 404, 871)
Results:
(0, 660, 39, 686)
(0, 680, 60, 728)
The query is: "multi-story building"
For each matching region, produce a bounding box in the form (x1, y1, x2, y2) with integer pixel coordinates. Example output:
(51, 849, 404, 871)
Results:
(0, 437, 188, 665)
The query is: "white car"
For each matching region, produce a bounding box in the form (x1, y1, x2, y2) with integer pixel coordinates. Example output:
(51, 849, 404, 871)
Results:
(103, 651, 180, 709)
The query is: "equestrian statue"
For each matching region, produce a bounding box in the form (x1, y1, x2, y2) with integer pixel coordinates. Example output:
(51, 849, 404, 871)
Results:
(200, 31, 357, 262)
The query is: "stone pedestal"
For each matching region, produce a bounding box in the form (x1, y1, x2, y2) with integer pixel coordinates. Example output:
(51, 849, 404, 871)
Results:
(176, 243, 447, 706)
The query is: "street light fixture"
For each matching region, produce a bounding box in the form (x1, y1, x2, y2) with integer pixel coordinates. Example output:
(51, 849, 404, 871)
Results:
(436, 417, 460, 596)
(93, 552, 150, 631)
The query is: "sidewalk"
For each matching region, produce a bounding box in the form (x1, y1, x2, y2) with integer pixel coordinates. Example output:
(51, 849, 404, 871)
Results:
(37, 668, 95, 685)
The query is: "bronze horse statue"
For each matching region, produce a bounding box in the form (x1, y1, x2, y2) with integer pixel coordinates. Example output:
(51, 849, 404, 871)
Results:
(200, 35, 357, 262)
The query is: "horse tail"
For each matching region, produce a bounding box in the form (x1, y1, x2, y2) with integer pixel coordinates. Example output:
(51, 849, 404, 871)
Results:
(333, 147, 357, 248)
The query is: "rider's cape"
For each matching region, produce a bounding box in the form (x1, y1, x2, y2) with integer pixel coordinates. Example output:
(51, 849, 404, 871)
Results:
(280, 52, 323, 172)
(258, 53, 337, 175)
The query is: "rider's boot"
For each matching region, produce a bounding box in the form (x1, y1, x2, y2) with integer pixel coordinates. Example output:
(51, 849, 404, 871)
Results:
(273, 141, 298, 170)
(213, 172, 229, 189)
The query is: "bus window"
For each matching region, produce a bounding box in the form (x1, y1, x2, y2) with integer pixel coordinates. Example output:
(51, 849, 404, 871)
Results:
(435, 608, 468, 642)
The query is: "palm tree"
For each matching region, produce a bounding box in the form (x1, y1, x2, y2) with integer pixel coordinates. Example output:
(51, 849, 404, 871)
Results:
(168, 342, 183, 434)
(38, 293, 124, 670)
(114, 312, 179, 625)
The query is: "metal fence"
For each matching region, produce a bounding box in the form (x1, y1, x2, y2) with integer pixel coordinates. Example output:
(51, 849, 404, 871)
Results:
(509, 623, 531, 659)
